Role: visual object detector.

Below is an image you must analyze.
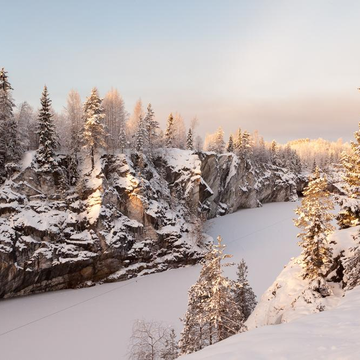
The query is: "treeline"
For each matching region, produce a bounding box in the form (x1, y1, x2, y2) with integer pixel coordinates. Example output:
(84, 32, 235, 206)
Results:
(0, 67, 347, 180)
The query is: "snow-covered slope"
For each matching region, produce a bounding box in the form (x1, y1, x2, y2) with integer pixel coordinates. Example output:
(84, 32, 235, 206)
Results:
(247, 226, 359, 329)
(0, 202, 301, 360)
(181, 286, 360, 360)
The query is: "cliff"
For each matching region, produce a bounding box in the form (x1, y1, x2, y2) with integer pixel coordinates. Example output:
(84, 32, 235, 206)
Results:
(0, 149, 303, 298)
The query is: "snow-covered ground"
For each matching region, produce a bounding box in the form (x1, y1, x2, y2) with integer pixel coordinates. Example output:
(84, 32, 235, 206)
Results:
(182, 286, 360, 360)
(0, 202, 300, 360)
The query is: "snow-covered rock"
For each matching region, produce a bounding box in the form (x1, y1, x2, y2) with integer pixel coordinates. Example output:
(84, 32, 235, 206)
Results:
(0, 149, 304, 298)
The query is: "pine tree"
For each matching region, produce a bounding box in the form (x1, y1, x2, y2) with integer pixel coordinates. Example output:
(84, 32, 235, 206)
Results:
(82, 87, 106, 170)
(165, 113, 175, 148)
(180, 236, 245, 355)
(186, 128, 193, 150)
(233, 259, 257, 321)
(35, 86, 58, 171)
(227, 135, 234, 153)
(337, 125, 360, 228)
(294, 167, 335, 283)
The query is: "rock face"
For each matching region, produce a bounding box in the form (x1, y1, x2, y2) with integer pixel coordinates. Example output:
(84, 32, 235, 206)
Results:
(0, 149, 303, 298)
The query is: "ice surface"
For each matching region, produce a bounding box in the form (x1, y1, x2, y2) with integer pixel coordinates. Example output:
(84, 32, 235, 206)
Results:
(0, 201, 305, 360)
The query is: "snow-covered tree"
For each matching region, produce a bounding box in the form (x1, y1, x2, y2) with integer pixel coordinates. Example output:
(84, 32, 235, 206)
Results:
(119, 121, 127, 153)
(344, 237, 360, 290)
(0, 68, 22, 171)
(337, 125, 360, 228)
(34, 86, 58, 171)
(186, 128, 193, 150)
(135, 115, 145, 153)
(161, 329, 179, 360)
(65, 89, 82, 154)
(180, 236, 245, 355)
(82, 87, 106, 170)
(173, 113, 187, 149)
(241, 130, 252, 158)
(234, 128, 242, 155)
(227, 135, 234, 153)
(165, 113, 175, 148)
(294, 167, 335, 284)
(194, 135, 203, 152)
(127, 99, 143, 148)
(103, 88, 127, 151)
(233, 259, 257, 321)
(16, 101, 36, 151)
(128, 320, 176, 360)
(144, 103, 159, 153)
(203, 127, 225, 153)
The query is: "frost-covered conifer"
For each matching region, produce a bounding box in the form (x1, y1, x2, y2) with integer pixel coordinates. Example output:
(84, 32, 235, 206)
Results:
(165, 113, 175, 147)
(180, 236, 245, 355)
(0, 68, 23, 170)
(34, 86, 58, 171)
(294, 167, 335, 282)
(227, 135, 234, 153)
(241, 130, 252, 158)
(337, 124, 360, 228)
(82, 87, 106, 170)
(144, 103, 159, 152)
(135, 115, 145, 153)
(186, 128, 193, 150)
(233, 259, 257, 321)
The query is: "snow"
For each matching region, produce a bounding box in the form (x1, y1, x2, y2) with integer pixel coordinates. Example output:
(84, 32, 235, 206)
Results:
(182, 287, 360, 360)
(0, 201, 301, 360)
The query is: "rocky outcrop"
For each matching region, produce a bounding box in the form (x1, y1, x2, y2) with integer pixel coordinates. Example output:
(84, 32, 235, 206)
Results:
(199, 152, 300, 217)
(0, 149, 304, 298)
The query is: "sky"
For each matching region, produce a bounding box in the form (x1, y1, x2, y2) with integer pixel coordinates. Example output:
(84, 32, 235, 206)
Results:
(2, 0, 360, 143)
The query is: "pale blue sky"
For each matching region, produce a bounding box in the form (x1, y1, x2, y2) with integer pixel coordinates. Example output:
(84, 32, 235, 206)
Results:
(2, 0, 360, 142)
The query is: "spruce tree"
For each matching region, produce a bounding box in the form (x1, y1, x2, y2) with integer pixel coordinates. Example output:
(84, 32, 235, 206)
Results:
(180, 236, 245, 355)
(227, 135, 234, 153)
(35, 86, 58, 171)
(337, 124, 360, 228)
(233, 259, 257, 321)
(82, 87, 106, 170)
(144, 103, 159, 152)
(0, 68, 22, 171)
(165, 113, 175, 148)
(186, 128, 193, 150)
(294, 167, 335, 283)
(135, 115, 144, 153)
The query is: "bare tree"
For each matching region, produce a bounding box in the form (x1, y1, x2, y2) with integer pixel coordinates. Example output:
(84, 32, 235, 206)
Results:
(128, 320, 178, 360)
